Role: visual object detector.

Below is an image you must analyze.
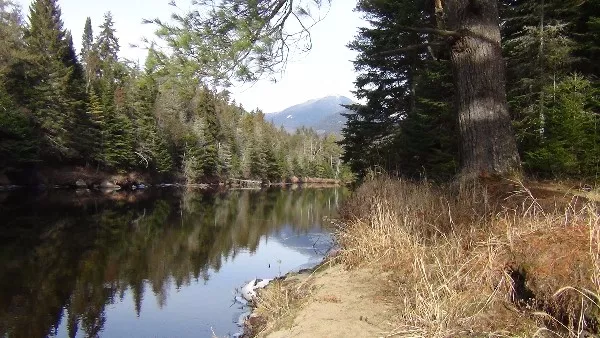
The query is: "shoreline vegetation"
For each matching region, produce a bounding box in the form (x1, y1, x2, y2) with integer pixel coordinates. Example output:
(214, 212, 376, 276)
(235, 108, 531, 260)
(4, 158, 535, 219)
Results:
(0, 166, 344, 192)
(1, 2, 355, 193)
(243, 177, 599, 337)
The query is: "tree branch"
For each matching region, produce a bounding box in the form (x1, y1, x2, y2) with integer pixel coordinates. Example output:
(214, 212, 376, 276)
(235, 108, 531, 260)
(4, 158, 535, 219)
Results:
(397, 26, 461, 38)
(376, 42, 447, 57)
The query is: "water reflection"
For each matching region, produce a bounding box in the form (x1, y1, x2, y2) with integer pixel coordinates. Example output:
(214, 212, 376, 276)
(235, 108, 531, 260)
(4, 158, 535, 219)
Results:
(0, 187, 348, 338)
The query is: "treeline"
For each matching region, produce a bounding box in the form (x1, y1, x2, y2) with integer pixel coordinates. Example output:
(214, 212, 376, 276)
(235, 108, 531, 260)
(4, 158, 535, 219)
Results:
(342, 0, 599, 181)
(0, 0, 350, 184)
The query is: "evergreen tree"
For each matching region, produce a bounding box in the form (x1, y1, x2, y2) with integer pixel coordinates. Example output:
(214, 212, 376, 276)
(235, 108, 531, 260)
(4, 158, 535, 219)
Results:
(24, 0, 81, 160)
(502, 0, 600, 178)
(87, 90, 105, 164)
(0, 85, 39, 173)
(0, 0, 28, 103)
(81, 17, 93, 63)
(81, 17, 99, 91)
(196, 88, 221, 178)
(342, 0, 457, 180)
(137, 68, 173, 174)
(96, 12, 119, 83)
(103, 107, 135, 170)
(250, 144, 267, 179)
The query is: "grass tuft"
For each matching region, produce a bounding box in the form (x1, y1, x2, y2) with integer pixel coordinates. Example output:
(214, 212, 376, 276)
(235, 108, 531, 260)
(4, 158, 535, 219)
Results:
(246, 273, 315, 337)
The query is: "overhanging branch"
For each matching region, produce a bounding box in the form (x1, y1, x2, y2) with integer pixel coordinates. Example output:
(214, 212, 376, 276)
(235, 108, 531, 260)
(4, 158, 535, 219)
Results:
(397, 26, 461, 38)
(376, 42, 447, 57)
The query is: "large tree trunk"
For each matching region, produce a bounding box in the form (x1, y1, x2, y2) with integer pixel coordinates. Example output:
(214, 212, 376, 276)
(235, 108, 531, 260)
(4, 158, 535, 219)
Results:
(445, 0, 521, 179)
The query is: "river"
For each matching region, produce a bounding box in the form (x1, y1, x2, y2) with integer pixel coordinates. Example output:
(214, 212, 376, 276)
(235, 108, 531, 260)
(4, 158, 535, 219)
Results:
(0, 186, 348, 338)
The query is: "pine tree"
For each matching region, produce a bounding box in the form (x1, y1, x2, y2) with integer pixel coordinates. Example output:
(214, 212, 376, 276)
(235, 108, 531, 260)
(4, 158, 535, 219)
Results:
(154, 136, 173, 174)
(0, 0, 28, 104)
(24, 0, 80, 160)
(182, 134, 203, 183)
(342, 0, 457, 179)
(0, 85, 39, 173)
(132, 51, 173, 173)
(103, 107, 135, 170)
(96, 12, 119, 83)
(81, 17, 93, 63)
(65, 31, 94, 161)
(196, 88, 221, 178)
(250, 144, 267, 179)
(525, 75, 599, 178)
(85, 90, 104, 164)
(501, 0, 600, 178)
(81, 17, 99, 91)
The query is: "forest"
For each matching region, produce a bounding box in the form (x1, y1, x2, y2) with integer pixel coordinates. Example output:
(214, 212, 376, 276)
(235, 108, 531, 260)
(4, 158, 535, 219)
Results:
(342, 0, 600, 181)
(1, 0, 600, 336)
(0, 0, 350, 186)
(1, 0, 599, 185)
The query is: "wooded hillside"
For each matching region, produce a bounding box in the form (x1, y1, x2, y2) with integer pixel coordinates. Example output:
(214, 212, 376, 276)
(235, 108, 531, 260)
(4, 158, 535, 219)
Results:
(0, 0, 351, 184)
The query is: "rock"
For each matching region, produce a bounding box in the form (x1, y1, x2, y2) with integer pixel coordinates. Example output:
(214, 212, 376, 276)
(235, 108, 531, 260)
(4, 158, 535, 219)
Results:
(75, 189, 90, 195)
(75, 179, 87, 188)
(241, 278, 272, 301)
(0, 174, 10, 186)
(289, 176, 300, 184)
(100, 181, 120, 190)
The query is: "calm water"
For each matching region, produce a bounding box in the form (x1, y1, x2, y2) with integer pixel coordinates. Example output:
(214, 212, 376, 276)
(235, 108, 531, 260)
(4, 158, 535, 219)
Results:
(0, 187, 348, 338)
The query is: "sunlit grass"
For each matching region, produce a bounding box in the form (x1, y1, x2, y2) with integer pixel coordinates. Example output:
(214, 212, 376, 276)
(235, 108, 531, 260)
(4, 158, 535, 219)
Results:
(335, 177, 599, 337)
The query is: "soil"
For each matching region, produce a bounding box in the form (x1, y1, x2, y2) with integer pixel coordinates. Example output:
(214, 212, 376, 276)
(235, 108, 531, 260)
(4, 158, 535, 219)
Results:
(257, 264, 395, 338)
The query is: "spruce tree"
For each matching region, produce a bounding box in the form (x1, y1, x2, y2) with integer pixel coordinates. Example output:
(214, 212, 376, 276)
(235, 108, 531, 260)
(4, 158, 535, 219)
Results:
(24, 0, 85, 161)
(342, 0, 457, 179)
(96, 12, 119, 83)
(501, 0, 600, 178)
(132, 50, 173, 173)
(0, 0, 28, 103)
(81, 17, 98, 91)
(196, 88, 221, 178)
(0, 85, 39, 173)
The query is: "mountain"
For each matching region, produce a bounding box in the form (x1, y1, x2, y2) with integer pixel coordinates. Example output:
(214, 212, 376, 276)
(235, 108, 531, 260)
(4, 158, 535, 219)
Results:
(269, 96, 354, 134)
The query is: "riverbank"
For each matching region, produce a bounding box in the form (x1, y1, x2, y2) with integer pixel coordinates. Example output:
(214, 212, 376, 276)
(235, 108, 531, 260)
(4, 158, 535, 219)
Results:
(0, 166, 343, 191)
(245, 178, 599, 337)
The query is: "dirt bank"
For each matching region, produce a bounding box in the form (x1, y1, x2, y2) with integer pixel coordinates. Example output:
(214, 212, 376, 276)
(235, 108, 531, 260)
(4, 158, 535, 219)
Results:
(245, 263, 395, 338)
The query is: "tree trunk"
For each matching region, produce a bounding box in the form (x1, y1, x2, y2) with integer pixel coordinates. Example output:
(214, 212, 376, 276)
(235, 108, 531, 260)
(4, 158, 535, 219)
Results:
(445, 0, 521, 179)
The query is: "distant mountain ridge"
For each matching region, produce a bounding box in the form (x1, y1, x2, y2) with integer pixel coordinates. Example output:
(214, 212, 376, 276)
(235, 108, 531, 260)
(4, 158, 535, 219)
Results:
(269, 95, 354, 135)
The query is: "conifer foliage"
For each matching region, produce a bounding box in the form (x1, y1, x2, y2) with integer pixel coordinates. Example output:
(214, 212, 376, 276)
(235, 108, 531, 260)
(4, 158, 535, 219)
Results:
(342, 0, 599, 181)
(24, 0, 84, 160)
(0, 0, 346, 182)
(341, 0, 458, 180)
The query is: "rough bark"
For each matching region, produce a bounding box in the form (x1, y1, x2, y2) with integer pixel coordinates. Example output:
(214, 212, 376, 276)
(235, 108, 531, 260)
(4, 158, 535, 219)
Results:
(445, 0, 521, 179)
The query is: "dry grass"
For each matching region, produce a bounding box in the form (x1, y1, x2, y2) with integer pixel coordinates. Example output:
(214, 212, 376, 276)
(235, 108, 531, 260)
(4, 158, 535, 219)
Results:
(246, 274, 315, 337)
(336, 178, 600, 337)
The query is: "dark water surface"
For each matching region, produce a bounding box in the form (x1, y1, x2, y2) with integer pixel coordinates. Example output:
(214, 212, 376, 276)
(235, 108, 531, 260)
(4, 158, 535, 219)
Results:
(0, 187, 348, 338)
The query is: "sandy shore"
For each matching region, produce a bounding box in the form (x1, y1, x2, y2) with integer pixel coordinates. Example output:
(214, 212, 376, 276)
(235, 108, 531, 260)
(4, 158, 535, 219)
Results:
(245, 263, 396, 338)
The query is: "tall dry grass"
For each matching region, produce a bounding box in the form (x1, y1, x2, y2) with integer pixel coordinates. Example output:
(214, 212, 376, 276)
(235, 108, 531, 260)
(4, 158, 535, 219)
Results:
(336, 178, 599, 337)
(247, 277, 314, 337)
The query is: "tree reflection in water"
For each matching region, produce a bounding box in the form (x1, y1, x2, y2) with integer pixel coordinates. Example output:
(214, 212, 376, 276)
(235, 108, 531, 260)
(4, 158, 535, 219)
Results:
(0, 187, 348, 338)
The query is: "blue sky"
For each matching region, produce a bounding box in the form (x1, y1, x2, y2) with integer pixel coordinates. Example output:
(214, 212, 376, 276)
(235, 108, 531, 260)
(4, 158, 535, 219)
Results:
(15, 0, 364, 113)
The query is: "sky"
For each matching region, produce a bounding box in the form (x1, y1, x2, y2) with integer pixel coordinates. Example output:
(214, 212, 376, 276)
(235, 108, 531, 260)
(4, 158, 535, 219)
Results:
(15, 0, 365, 113)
